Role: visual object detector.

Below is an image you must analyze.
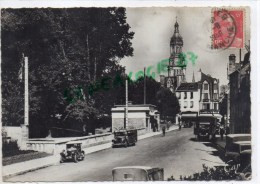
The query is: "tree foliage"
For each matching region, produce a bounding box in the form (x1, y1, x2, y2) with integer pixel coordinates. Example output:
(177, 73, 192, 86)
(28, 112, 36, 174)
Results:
(2, 8, 134, 137)
(168, 165, 239, 181)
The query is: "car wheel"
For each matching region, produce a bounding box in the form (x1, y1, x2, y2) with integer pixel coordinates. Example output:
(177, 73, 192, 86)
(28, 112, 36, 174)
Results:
(80, 152, 85, 161)
(73, 154, 78, 163)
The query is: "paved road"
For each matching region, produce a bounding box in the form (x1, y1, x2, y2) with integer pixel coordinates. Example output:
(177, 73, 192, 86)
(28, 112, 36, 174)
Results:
(6, 128, 225, 182)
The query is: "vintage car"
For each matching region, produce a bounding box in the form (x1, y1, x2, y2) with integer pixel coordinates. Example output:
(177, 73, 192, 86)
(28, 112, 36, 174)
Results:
(194, 115, 218, 141)
(112, 166, 164, 181)
(112, 129, 137, 148)
(224, 134, 251, 179)
(60, 141, 85, 163)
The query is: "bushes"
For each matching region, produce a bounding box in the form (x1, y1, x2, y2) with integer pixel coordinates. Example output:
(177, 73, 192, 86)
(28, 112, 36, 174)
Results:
(168, 164, 238, 181)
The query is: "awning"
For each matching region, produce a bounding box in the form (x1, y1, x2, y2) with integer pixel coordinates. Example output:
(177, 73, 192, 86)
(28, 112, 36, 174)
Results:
(181, 113, 197, 118)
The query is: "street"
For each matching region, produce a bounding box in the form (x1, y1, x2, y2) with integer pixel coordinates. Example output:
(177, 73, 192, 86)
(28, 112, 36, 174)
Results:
(6, 128, 225, 181)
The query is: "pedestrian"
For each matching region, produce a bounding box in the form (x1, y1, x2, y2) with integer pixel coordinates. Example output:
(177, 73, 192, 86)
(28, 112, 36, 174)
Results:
(178, 116, 182, 130)
(162, 125, 166, 136)
(220, 125, 224, 140)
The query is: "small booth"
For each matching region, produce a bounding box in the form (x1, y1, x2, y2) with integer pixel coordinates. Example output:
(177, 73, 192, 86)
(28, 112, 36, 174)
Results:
(111, 104, 159, 133)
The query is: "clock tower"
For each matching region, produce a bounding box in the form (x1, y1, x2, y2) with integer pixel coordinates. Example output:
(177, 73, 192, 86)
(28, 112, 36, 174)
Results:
(161, 18, 186, 92)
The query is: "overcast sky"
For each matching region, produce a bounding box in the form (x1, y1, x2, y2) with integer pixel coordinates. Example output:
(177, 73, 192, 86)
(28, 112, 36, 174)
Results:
(120, 7, 250, 86)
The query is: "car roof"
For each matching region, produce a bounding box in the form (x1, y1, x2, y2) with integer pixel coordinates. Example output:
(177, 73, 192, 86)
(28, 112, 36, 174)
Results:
(66, 141, 82, 144)
(112, 166, 162, 171)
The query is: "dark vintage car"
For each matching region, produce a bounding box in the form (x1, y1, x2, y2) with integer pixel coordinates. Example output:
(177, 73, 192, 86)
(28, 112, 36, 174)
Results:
(112, 129, 137, 148)
(60, 141, 85, 163)
(224, 134, 251, 180)
(194, 115, 219, 141)
(112, 166, 164, 181)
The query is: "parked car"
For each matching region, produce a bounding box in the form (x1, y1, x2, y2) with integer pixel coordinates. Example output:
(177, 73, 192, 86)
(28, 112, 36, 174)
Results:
(112, 129, 137, 148)
(224, 134, 251, 180)
(112, 166, 164, 181)
(60, 141, 85, 163)
(194, 115, 218, 141)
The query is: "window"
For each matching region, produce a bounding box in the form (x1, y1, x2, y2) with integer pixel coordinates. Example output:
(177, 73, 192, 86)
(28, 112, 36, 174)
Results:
(204, 83, 209, 90)
(190, 101, 194, 108)
(203, 103, 210, 110)
(204, 93, 208, 99)
(190, 92, 193, 99)
(184, 92, 187, 99)
(214, 84, 218, 90)
(176, 92, 181, 99)
(184, 101, 187, 108)
(213, 93, 218, 99)
(214, 103, 218, 110)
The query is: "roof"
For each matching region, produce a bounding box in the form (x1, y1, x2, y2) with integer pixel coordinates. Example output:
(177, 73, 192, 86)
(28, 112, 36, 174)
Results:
(200, 72, 217, 83)
(176, 82, 198, 92)
(112, 166, 163, 173)
(113, 166, 153, 170)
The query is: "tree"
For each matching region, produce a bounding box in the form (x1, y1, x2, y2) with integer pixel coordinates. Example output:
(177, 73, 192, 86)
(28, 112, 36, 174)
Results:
(1, 8, 134, 137)
(156, 88, 180, 119)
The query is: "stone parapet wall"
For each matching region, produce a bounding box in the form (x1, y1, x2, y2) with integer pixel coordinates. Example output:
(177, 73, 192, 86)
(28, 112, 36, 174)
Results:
(27, 133, 113, 154)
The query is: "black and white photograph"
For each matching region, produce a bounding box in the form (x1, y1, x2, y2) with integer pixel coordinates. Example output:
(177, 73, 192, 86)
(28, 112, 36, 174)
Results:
(1, 2, 257, 182)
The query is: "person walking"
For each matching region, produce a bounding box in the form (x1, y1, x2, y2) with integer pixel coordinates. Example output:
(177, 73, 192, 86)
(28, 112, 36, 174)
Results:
(220, 125, 225, 140)
(178, 115, 182, 130)
(162, 125, 166, 136)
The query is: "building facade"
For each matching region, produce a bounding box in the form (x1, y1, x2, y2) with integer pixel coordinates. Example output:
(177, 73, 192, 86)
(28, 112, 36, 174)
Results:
(228, 50, 251, 134)
(111, 104, 159, 132)
(175, 70, 221, 122)
(198, 70, 220, 114)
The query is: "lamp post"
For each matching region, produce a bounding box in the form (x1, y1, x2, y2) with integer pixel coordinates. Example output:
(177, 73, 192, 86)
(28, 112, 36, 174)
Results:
(124, 75, 128, 129)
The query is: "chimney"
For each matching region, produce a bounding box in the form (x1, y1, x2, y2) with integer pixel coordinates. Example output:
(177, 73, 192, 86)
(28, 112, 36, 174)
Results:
(228, 54, 236, 74)
(229, 54, 236, 65)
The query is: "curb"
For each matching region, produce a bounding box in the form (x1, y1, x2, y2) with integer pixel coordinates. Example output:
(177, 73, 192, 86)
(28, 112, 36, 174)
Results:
(3, 126, 178, 179)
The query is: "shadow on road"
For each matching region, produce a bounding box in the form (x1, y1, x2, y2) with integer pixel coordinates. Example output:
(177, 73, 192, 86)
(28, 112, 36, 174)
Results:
(202, 142, 226, 162)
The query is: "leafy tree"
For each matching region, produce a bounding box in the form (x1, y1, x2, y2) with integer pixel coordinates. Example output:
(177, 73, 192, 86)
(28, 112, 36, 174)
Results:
(168, 165, 240, 181)
(156, 87, 180, 119)
(1, 8, 134, 137)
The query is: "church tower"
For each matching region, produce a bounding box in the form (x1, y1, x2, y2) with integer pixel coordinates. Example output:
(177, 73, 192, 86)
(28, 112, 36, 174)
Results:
(162, 18, 186, 92)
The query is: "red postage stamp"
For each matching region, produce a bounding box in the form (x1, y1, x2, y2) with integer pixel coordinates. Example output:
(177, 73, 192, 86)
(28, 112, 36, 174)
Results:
(211, 9, 244, 49)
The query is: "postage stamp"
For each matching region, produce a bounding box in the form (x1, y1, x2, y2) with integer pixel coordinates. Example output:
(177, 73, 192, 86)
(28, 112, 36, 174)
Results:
(211, 8, 245, 49)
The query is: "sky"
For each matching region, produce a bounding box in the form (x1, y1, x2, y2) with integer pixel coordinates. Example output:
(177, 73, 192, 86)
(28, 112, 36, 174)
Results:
(120, 7, 250, 86)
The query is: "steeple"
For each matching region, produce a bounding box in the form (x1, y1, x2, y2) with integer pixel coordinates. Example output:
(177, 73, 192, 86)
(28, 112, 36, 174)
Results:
(174, 16, 179, 33)
(170, 16, 183, 63)
(192, 71, 195, 82)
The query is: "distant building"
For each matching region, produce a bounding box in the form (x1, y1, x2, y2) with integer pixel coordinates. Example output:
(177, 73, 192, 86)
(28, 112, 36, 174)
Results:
(111, 104, 159, 133)
(228, 50, 251, 134)
(198, 69, 220, 114)
(175, 70, 221, 123)
(176, 82, 199, 120)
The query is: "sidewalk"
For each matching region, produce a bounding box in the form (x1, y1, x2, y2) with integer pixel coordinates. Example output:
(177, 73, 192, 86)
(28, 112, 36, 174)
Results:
(3, 125, 178, 178)
(214, 135, 226, 155)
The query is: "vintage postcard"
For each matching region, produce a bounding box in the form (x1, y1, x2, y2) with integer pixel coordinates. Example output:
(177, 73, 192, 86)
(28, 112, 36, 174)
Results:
(1, 2, 257, 182)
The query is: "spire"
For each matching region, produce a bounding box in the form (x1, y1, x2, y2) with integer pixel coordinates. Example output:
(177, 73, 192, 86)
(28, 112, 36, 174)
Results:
(192, 70, 195, 82)
(174, 16, 179, 33)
